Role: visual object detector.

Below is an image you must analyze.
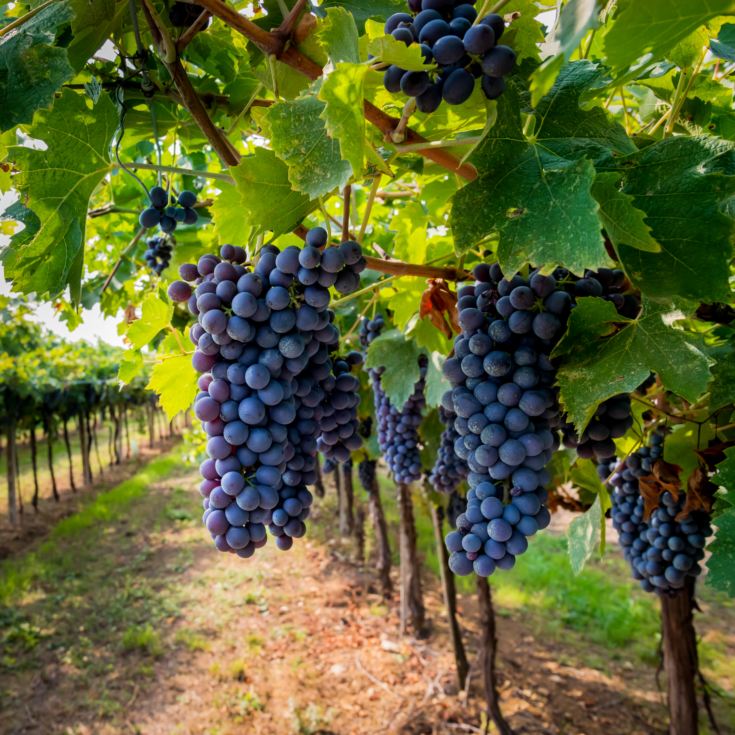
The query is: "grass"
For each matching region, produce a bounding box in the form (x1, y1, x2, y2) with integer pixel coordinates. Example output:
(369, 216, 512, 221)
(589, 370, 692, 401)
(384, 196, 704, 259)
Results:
(0, 451, 182, 604)
(122, 624, 164, 657)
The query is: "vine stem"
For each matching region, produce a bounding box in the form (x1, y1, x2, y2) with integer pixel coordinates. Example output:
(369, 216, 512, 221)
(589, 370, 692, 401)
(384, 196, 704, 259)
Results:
(126, 161, 235, 183)
(140, 0, 241, 166)
(358, 175, 382, 244)
(176, 10, 212, 52)
(0, 0, 56, 38)
(341, 185, 352, 241)
(362, 255, 468, 280)
(192, 0, 477, 180)
(391, 99, 416, 144)
(101, 227, 147, 293)
(394, 136, 482, 153)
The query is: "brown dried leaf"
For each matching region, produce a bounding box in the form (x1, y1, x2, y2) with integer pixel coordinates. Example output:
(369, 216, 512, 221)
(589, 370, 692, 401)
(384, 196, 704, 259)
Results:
(639, 458, 682, 518)
(419, 279, 460, 337)
(677, 466, 715, 519)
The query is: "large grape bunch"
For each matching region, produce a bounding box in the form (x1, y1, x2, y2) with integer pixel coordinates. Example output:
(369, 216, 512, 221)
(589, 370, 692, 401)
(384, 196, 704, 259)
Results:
(143, 235, 174, 275)
(360, 315, 427, 485)
(428, 393, 468, 493)
(382, 1, 516, 111)
(167, 228, 365, 557)
(315, 350, 364, 463)
(603, 433, 713, 595)
(139, 186, 198, 234)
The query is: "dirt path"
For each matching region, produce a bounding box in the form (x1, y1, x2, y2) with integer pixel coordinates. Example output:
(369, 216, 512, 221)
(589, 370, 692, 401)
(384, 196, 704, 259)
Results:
(3, 460, 734, 734)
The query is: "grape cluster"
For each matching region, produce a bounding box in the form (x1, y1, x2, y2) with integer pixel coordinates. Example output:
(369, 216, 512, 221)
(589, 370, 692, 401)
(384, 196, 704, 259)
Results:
(561, 394, 634, 461)
(446, 490, 467, 529)
(604, 433, 713, 595)
(428, 393, 468, 493)
(382, 2, 516, 111)
(143, 235, 174, 275)
(358, 458, 377, 490)
(360, 315, 426, 485)
(166, 228, 364, 557)
(139, 186, 198, 234)
(322, 458, 337, 474)
(316, 351, 363, 463)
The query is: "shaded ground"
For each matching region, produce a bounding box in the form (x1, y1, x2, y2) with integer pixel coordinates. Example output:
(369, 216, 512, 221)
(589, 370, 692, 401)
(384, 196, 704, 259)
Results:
(0, 450, 733, 735)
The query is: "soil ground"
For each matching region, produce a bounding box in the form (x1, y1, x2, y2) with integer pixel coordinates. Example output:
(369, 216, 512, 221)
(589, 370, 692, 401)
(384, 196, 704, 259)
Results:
(1, 447, 733, 735)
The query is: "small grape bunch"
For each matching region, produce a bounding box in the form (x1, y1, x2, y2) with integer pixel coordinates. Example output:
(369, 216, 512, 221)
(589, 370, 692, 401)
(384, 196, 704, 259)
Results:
(138, 186, 199, 234)
(382, 1, 517, 112)
(143, 235, 174, 275)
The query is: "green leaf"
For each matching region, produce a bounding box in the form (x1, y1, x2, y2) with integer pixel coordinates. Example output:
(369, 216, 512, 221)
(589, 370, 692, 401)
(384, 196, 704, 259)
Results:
(713, 448, 735, 507)
(0, 2, 75, 132)
(126, 294, 173, 349)
(367, 34, 429, 71)
(317, 7, 360, 64)
(118, 350, 144, 384)
(591, 172, 661, 252)
(710, 23, 735, 61)
(365, 329, 421, 409)
(709, 346, 735, 411)
(67, 0, 128, 71)
(500, 0, 544, 63)
(556, 298, 712, 430)
(614, 136, 735, 302)
(530, 0, 601, 105)
(319, 63, 368, 177)
(664, 423, 717, 487)
(210, 182, 253, 246)
(3, 90, 116, 300)
(425, 352, 448, 408)
(263, 95, 352, 198)
(706, 508, 735, 596)
(319, 0, 406, 32)
(228, 148, 315, 236)
(147, 353, 199, 421)
(452, 64, 635, 273)
(567, 493, 605, 575)
(604, 0, 735, 71)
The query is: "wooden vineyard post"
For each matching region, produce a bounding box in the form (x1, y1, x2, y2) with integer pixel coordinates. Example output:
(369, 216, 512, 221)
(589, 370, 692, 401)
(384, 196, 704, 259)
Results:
(397, 482, 426, 637)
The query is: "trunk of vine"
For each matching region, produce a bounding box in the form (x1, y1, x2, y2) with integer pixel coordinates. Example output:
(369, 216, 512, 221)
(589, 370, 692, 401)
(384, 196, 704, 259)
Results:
(147, 405, 155, 448)
(313, 461, 325, 499)
(110, 407, 122, 465)
(334, 464, 343, 518)
(429, 498, 468, 690)
(6, 420, 17, 525)
(29, 425, 40, 511)
(339, 461, 355, 536)
(92, 411, 104, 475)
(62, 418, 76, 492)
(354, 505, 366, 564)
(476, 577, 512, 735)
(123, 407, 131, 458)
(44, 420, 59, 501)
(108, 423, 114, 466)
(397, 482, 427, 637)
(360, 460, 392, 598)
(78, 412, 92, 485)
(84, 411, 95, 482)
(14, 435, 23, 516)
(661, 582, 699, 735)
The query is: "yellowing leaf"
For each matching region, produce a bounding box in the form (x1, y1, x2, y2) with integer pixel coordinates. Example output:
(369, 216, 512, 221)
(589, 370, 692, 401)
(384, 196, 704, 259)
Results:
(147, 353, 198, 421)
(126, 294, 173, 349)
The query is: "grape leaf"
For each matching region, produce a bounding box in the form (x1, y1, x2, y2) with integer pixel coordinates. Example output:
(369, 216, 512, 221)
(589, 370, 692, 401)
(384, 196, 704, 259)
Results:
(614, 136, 735, 302)
(228, 148, 315, 236)
(319, 0, 406, 32)
(319, 63, 368, 177)
(210, 182, 254, 246)
(367, 34, 429, 71)
(710, 23, 735, 61)
(713, 448, 735, 508)
(591, 172, 661, 252)
(3, 90, 116, 300)
(0, 2, 74, 132)
(118, 349, 144, 384)
(316, 7, 360, 64)
(709, 346, 735, 411)
(67, 0, 128, 71)
(664, 423, 717, 487)
(425, 352, 448, 408)
(126, 293, 173, 349)
(706, 507, 735, 596)
(263, 95, 352, 198)
(451, 64, 635, 273)
(530, 0, 600, 104)
(555, 298, 712, 431)
(603, 0, 735, 72)
(365, 329, 421, 409)
(501, 0, 544, 63)
(148, 353, 199, 421)
(567, 492, 605, 575)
